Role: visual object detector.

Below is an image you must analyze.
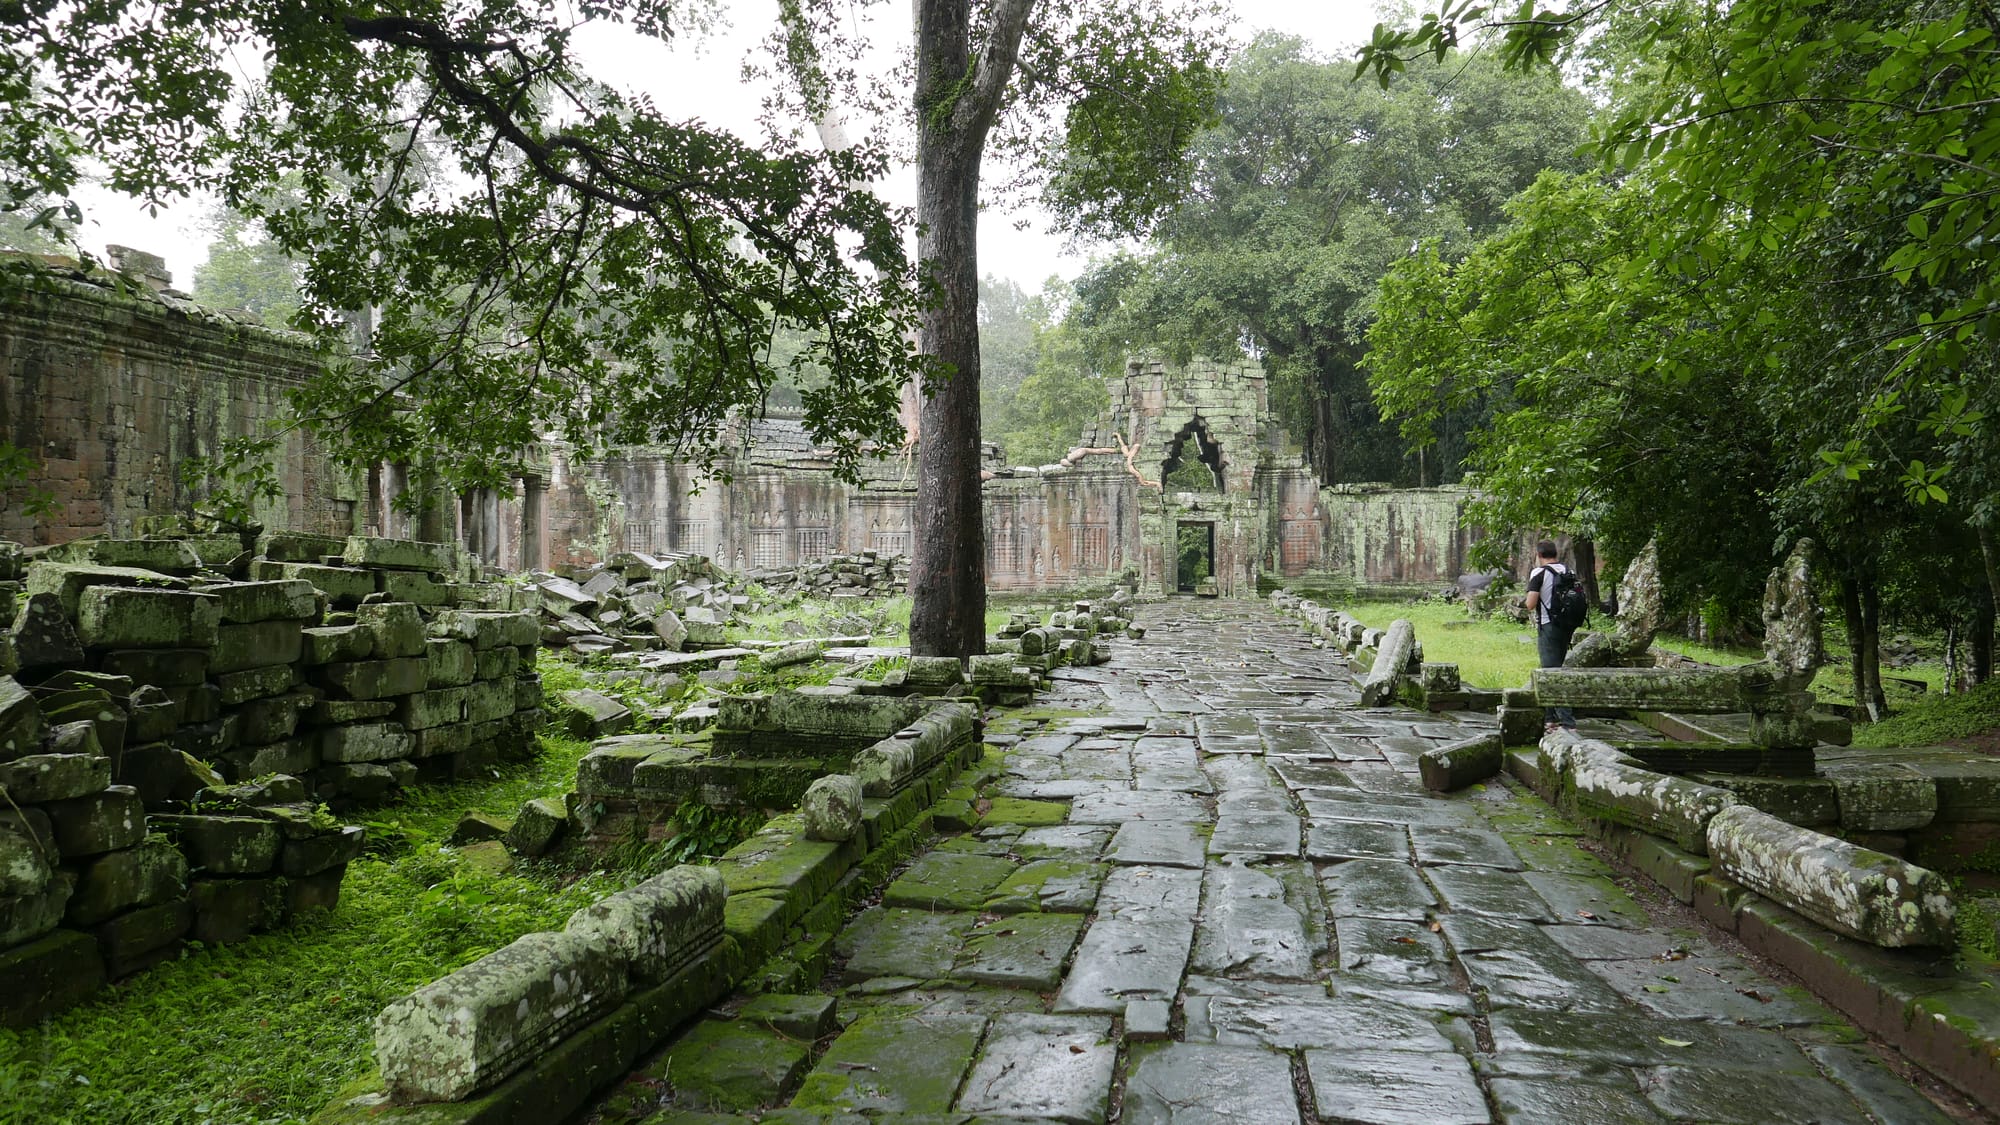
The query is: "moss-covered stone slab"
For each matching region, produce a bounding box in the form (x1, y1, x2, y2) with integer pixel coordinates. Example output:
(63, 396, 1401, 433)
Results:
(1499, 834, 1614, 878)
(75, 586, 221, 649)
(834, 906, 975, 983)
(640, 1018, 811, 1112)
(0, 928, 106, 1028)
(1520, 871, 1649, 929)
(739, 993, 838, 1041)
(976, 797, 1069, 828)
(952, 912, 1087, 990)
(789, 1011, 987, 1115)
(1570, 744, 1738, 855)
(1639, 1064, 1872, 1124)
(984, 859, 1105, 915)
(882, 852, 1017, 912)
(67, 837, 187, 924)
(1823, 762, 1937, 832)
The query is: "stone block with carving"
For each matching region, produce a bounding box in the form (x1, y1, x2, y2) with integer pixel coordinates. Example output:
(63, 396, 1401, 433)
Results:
(802, 774, 863, 842)
(1708, 804, 1953, 947)
(1762, 537, 1823, 691)
(564, 864, 724, 983)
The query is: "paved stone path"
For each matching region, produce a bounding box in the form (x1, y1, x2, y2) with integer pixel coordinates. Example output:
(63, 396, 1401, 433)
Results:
(591, 601, 1965, 1124)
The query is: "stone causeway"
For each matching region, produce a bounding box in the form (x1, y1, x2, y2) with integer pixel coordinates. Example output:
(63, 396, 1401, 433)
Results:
(522, 600, 1984, 1125)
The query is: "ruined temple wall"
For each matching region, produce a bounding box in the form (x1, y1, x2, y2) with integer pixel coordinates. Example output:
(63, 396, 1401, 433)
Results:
(1314, 485, 1479, 592)
(985, 468, 1135, 591)
(0, 273, 360, 545)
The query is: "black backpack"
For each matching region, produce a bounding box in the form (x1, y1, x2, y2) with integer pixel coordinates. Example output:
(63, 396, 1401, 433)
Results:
(1537, 566, 1590, 629)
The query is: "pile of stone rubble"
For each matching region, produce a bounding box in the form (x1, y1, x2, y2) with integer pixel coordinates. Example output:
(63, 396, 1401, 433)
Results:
(527, 551, 908, 660)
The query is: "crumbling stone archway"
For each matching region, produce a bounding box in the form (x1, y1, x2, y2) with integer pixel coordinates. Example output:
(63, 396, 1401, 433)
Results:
(1161, 418, 1225, 493)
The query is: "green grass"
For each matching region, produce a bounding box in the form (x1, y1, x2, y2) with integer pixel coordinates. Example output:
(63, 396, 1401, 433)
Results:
(0, 659, 631, 1125)
(1851, 678, 2000, 749)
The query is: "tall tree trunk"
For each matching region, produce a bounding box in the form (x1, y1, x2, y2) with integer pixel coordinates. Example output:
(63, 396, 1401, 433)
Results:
(906, 0, 1034, 659)
(1572, 536, 1602, 611)
(1974, 596, 1995, 685)
(1860, 580, 1888, 720)
(1980, 525, 2000, 682)
(1838, 575, 1866, 715)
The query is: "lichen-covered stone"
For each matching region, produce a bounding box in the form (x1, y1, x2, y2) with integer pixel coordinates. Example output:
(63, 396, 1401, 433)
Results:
(1762, 538, 1823, 690)
(556, 688, 633, 740)
(188, 876, 286, 943)
(1534, 664, 1765, 712)
(1708, 804, 1954, 947)
(301, 624, 374, 666)
(198, 579, 319, 624)
(0, 826, 52, 897)
(342, 536, 456, 574)
(0, 675, 45, 762)
(9, 592, 83, 670)
(249, 560, 376, 605)
(504, 797, 567, 858)
(0, 752, 113, 803)
(565, 864, 724, 983)
(75, 586, 220, 649)
(357, 602, 427, 659)
(1358, 619, 1415, 707)
(65, 837, 187, 925)
(280, 825, 365, 878)
(802, 774, 863, 842)
(1568, 741, 1738, 854)
(1613, 538, 1663, 658)
(320, 721, 416, 764)
(210, 620, 304, 675)
(1419, 731, 1503, 793)
(315, 657, 428, 700)
(99, 648, 209, 687)
(423, 639, 474, 688)
(214, 663, 299, 706)
(45, 785, 145, 856)
(1825, 762, 1937, 832)
(25, 562, 188, 616)
(155, 814, 283, 875)
(373, 928, 628, 1102)
(762, 640, 823, 670)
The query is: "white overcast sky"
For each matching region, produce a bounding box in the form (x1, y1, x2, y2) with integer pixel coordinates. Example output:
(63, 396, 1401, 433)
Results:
(73, 0, 1387, 293)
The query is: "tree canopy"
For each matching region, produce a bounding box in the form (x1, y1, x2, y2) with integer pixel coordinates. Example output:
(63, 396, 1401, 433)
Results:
(4, 0, 927, 485)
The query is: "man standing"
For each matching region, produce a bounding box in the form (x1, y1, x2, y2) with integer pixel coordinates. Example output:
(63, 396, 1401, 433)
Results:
(1524, 539, 1578, 733)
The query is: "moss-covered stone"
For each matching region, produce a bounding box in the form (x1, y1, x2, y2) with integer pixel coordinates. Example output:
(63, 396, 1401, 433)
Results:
(882, 851, 1017, 912)
(789, 1011, 986, 1114)
(977, 797, 1069, 828)
(985, 859, 1106, 914)
(640, 1019, 811, 1112)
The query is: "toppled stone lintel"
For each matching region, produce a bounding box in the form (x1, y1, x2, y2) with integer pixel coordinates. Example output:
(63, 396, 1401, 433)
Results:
(1356, 618, 1415, 708)
(1559, 734, 1739, 855)
(1708, 804, 1955, 948)
(1533, 664, 1772, 712)
(1419, 731, 1502, 793)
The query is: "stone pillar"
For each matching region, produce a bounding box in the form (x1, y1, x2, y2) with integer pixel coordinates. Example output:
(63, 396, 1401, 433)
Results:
(480, 487, 502, 568)
(382, 463, 411, 539)
(521, 474, 547, 573)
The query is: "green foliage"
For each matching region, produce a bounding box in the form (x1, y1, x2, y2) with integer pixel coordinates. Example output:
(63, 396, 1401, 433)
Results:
(1059, 35, 1593, 484)
(177, 434, 286, 538)
(4, 0, 929, 494)
(1850, 678, 2000, 749)
(191, 214, 303, 330)
(0, 439, 59, 520)
(0, 721, 622, 1124)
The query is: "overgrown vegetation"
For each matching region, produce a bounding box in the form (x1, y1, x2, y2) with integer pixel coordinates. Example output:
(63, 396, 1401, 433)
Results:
(0, 716, 620, 1125)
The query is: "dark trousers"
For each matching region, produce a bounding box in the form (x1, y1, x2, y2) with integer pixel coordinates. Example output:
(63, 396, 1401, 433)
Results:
(1537, 621, 1577, 728)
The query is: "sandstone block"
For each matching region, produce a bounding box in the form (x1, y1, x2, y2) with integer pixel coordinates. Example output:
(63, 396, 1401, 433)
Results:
(257, 531, 347, 562)
(321, 722, 416, 764)
(1569, 741, 1738, 854)
(76, 587, 220, 650)
(1358, 619, 1416, 707)
(463, 678, 515, 723)
(564, 864, 724, 982)
(342, 536, 456, 574)
(9, 593, 82, 670)
(0, 929, 105, 1029)
(0, 676, 44, 762)
(1419, 731, 1504, 793)
(302, 625, 375, 665)
(423, 639, 475, 687)
(46, 785, 145, 856)
(316, 657, 428, 700)
(1827, 762, 1937, 832)
(189, 876, 286, 944)
(398, 687, 468, 731)
(1708, 803, 1953, 947)
(230, 691, 315, 745)
(95, 899, 192, 977)
(155, 814, 283, 875)
(280, 825, 365, 878)
(210, 620, 304, 674)
(25, 562, 187, 616)
(373, 928, 628, 1102)
(377, 570, 452, 605)
(503, 797, 567, 858)
(0, 826, 52, 897)
(802, 774, 864, 841)
(66, 838, 187, 925)
(43, 538, 200, 572)
(214, 663, 299, 706)
(0, 752, 113, 803)
(357, 602, 427, 659)
(199, 579, 319, 624)
(100, 648, 209, 687)
(251, 561, 376, 605)
(557, 688, 632, 740)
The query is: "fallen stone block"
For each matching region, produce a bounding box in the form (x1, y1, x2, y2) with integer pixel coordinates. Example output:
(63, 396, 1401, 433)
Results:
(45, 785, 146, 856)
(358, 602, 428, 659)
(189, 876, 286, 943)
(0, 824, 51, 897)
(210, 620, 305, 675)
(377, 570, 453, 605)
(25, 562, 189, 616)
(374, 928, 629, 1102)
(762, 640, 823, 671)
(504, 797, 567, 858)
(0, 675, 45, 761)
(257, 531, 348, 562)
(0, 929, 106, 1029)
(565, 864, 725, 983)
(321, 722, 417, 764)
(803, 774, 863, 841)
(1708, 804, 1955, 947)
(75, 587, 220, 650)
(1419, 731, 1504, 793)
(100, 648, 209, 687)
(215, 663, 300, 706)
(198, 579, 319, 624)
(65, 837, 187, 925)
(250, 561, 376, 605)
(155, 814, 283, 875)
(9, 593, 83, 671)
(95, 898, 192, 978)
(0, 752, 113, 803)
(315, 657, 429, 701)
(1533, 663, 1768, 712)
(280, 825, 366, 878)
(1358, 619, 1416, 707)
(557, 689, 635, 740)
(343, 536, 456, 574)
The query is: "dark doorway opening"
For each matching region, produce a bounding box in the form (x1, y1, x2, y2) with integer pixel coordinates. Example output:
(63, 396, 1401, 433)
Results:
(1176, 521, 1215, 593)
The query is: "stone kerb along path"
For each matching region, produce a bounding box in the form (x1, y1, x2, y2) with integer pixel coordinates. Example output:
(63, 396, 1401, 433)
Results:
(565, 600, 1974, 1125)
